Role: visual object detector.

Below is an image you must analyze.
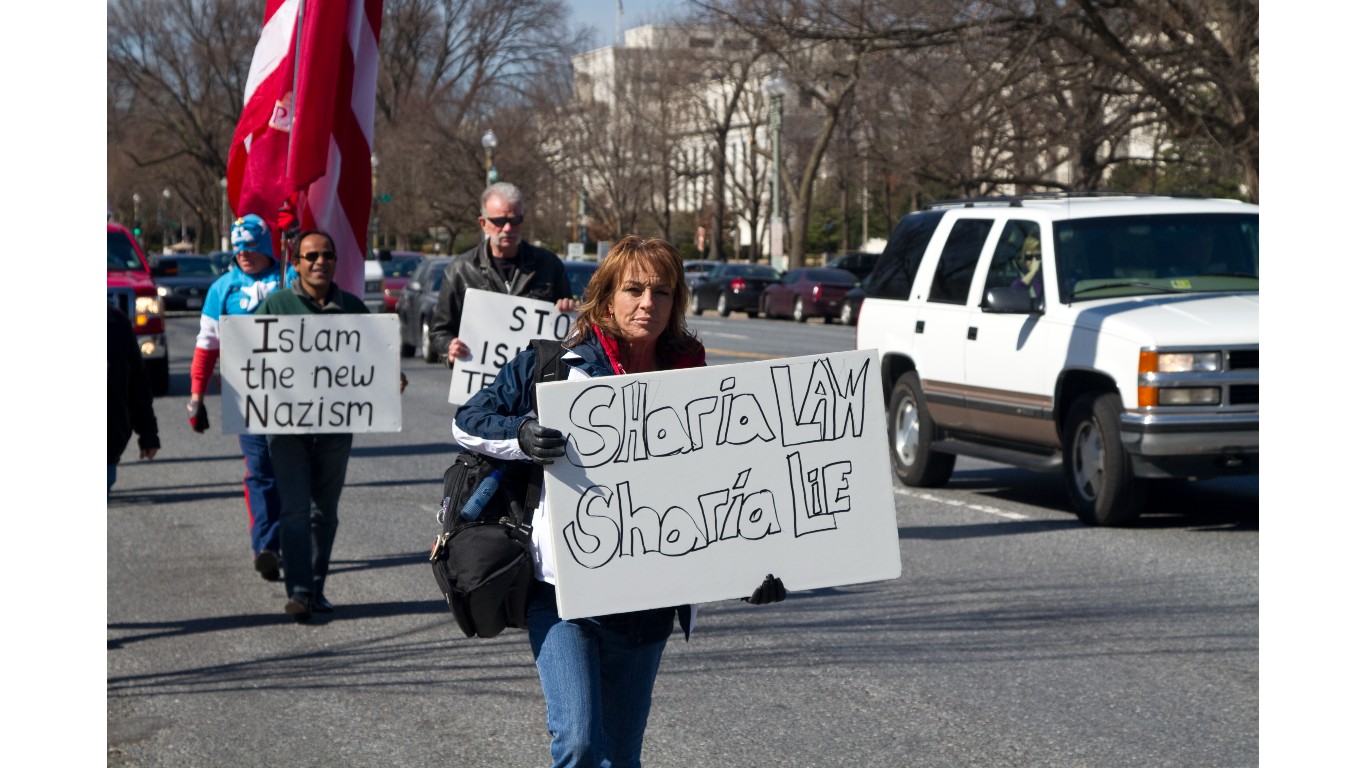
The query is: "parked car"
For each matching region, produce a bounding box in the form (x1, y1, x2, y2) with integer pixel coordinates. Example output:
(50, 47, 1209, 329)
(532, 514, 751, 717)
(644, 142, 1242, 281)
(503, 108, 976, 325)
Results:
(759, 266, 859, 323)
(825, 251, 879, 281)
(683, 259, 721, 290)
(839, 284, 866, 326)
(397, 256, 452, 362)
(208, 250, 234, 274)
(107, 223, 168, 396)
(362, 252, 387, 313)
(377, 250, 424, 312)
(857, 194, 1258, 526)
(688, 262, 781, 318)
(150, 253, 220, 313)
(564, 260, 599, 300)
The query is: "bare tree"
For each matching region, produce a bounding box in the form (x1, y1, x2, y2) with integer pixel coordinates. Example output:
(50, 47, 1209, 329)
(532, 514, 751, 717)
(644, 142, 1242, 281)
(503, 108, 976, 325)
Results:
(108, 0, 261, 250)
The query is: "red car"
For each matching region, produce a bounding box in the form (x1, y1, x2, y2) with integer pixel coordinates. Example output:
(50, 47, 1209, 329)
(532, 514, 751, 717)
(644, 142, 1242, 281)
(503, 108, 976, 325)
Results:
(759, 267, 859, 323)
(378, 250, 424, 312)
(108, 223, 169, 394)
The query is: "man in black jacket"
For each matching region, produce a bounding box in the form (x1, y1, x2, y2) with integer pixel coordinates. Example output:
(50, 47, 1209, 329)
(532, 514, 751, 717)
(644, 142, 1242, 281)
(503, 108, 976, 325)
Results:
(428, 182, 575, 367)
(108, 304, 160, 491)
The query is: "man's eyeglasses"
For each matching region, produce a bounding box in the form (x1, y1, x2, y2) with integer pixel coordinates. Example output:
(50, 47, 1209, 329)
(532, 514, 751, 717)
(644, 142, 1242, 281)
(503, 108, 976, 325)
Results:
(300, 251, 337, 263)
(484, 214, 525, 228)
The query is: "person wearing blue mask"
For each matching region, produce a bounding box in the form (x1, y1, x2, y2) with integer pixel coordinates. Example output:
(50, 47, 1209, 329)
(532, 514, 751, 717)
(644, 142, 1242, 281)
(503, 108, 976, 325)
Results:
(187, 214, 286, 581)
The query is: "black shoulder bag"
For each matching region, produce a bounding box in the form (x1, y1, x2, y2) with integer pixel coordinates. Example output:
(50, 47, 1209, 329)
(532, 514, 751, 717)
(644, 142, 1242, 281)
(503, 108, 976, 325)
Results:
(429, 339, 569, 638)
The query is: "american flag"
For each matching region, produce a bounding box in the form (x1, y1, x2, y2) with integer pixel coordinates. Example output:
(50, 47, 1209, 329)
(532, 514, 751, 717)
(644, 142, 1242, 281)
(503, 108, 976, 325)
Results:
(226, 0, 383, 298)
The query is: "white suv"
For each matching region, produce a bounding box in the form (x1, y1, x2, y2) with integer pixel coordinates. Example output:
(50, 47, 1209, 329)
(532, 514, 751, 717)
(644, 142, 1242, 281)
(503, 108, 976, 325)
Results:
(856, 194, 1258, 526)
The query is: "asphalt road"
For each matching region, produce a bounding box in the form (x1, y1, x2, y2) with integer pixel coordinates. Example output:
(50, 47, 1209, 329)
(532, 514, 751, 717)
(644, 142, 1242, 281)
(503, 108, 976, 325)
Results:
(107, 312, 1258, 767)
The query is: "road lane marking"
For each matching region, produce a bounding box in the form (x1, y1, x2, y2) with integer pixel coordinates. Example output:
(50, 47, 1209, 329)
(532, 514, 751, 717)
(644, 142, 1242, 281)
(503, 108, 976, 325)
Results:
(893, 487, 1031, 520)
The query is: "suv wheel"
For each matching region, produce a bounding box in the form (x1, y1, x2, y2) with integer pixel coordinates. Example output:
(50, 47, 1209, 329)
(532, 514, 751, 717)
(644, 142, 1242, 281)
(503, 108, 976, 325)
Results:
(792, 297, 807, 323)
(690, 293, 703, 315)
(1063, 392, 1146, 526)
(421, 319, 438, 363)
(888, 371, 955, 487)
(717, 293, 731, 317)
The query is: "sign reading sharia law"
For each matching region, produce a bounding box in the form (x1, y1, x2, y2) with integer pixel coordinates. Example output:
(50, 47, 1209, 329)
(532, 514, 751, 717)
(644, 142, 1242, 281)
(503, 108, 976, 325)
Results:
(536, 349, 901, 620)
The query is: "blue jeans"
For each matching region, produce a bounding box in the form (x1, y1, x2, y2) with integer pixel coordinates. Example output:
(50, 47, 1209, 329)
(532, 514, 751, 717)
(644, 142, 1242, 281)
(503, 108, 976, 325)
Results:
(266, 433, 352, 600)
(239, 434, 281, 556)
(527, 581, 674, 768)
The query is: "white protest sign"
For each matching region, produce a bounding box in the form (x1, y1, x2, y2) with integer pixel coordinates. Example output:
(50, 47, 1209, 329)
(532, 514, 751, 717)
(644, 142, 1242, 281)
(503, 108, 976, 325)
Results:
(447, 289, 577, 405)
(220, 314, 402, 434)
(536, 349, 900, 620)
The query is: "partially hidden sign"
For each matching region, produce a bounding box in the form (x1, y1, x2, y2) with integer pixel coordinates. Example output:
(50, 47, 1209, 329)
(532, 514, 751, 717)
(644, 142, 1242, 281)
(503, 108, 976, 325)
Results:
(536, 349, 901, 620)
(447, 289, 577, 405)
(219, 314, 402, 434)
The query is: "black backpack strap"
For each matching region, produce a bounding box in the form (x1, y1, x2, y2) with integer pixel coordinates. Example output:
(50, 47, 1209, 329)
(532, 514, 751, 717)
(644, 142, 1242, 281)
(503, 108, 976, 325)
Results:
(522, 338, 570, 518)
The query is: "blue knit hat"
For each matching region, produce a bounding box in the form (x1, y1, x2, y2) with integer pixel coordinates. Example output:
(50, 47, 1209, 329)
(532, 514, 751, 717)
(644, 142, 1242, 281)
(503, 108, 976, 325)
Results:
(231, 214, 275, 261)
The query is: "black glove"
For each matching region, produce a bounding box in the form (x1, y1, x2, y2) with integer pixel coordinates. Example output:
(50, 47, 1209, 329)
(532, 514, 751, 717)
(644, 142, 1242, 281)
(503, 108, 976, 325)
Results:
(187, 400, 210, 433)
(743, 574, 786, 605)
(518, 418, 566, 465)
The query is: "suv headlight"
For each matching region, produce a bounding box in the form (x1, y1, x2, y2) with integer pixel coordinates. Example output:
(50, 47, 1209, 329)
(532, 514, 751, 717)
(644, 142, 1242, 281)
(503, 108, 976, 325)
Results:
(133, 295, 164, 328)
(1137, 350, 1222, 407)
(1152, 352, 1220, 373)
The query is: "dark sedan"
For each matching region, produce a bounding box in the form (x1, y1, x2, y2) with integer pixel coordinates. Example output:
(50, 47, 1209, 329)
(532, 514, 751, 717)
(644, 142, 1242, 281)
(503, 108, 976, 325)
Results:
(397, 256, 452, 362)
(151, 254, 221, 312)
(688, 262, 781, 318)
(759, 267, 859, 323)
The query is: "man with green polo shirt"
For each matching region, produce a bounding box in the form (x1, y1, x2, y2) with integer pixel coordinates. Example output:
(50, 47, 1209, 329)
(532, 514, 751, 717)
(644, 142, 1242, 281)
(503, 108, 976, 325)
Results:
(255, 228, 372, 621)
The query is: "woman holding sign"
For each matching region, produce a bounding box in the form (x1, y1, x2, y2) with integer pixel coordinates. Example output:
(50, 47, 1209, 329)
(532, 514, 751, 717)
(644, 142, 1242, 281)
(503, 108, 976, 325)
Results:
(452, 235, 785, 768)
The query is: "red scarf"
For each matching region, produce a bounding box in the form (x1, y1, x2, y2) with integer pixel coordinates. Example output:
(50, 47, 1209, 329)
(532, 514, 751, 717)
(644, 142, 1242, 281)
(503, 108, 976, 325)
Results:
(593, 326, 706, 374)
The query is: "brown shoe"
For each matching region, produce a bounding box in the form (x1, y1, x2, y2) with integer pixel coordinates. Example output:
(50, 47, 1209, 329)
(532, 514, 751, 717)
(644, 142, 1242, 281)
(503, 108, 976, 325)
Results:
(285, 593, 312, 622)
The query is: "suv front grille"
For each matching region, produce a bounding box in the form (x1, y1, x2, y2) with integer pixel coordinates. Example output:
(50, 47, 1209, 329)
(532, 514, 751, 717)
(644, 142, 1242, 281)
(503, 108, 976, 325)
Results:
(1228, 384, 1258, 405)
(1228, 349, 1258, 370)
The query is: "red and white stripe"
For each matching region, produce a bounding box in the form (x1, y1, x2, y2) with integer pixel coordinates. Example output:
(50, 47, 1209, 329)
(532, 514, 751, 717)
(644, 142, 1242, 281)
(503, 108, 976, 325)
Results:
(226, 0, 383, 298)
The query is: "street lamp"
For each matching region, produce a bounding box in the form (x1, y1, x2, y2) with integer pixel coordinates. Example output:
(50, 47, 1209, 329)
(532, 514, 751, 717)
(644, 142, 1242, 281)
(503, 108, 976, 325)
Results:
(132, 193, 142, 245)
(219, 178, 229, 252)
(162, 187, 172, 254)
(482, 129, 498, 187)
(370, 153, 380, 250)
(764, 72, 786, 270)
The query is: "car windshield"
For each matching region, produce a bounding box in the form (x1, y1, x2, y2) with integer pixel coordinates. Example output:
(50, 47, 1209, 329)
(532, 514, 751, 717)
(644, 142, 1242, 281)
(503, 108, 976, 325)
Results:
(383, 257, 422, 277)
(1055, 213, 1258, 302)
(162, 258, 217, 277)
(726, 265, 779, 279)
(808, 268, 857, 285)
(108, 231, 145, 271)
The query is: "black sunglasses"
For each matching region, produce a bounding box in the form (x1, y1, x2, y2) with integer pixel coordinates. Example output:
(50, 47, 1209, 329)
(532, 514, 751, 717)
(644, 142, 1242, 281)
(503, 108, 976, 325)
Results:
(300, 250, 337, 263)
(484, 214, 524, 228)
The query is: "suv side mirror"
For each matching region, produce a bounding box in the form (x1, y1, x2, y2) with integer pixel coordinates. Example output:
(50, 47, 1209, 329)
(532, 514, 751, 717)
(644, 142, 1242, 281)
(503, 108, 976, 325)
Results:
(982, 287, 1042, 315)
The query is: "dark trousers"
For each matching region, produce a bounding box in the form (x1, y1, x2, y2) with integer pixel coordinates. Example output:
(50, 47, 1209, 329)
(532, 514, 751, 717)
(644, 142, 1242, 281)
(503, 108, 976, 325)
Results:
(266, 433, 353, 600)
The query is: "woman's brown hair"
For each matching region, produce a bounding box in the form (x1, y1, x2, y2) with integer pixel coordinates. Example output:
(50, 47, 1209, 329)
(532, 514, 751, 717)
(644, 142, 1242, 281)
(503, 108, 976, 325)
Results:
(567, 235, 702, 362)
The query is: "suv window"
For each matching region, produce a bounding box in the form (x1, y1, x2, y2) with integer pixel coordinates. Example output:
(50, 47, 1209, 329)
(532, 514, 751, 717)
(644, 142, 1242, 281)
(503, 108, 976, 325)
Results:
(865, 210, 945, 300)
(983, 220, 1044, 299)
(928, 218, 992, 305)
(108, 230, 146, 272)
(1056, 213, 1258, 302)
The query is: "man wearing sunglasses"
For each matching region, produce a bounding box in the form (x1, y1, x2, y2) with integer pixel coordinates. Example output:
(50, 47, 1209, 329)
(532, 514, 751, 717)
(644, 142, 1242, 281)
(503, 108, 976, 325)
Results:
(254, 229, 396, 621)
(428, 182, 576, 367)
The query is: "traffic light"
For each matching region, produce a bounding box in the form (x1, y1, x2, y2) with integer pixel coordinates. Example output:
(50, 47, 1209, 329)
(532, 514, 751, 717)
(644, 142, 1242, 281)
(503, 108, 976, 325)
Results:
(133, 220, 142, 237)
